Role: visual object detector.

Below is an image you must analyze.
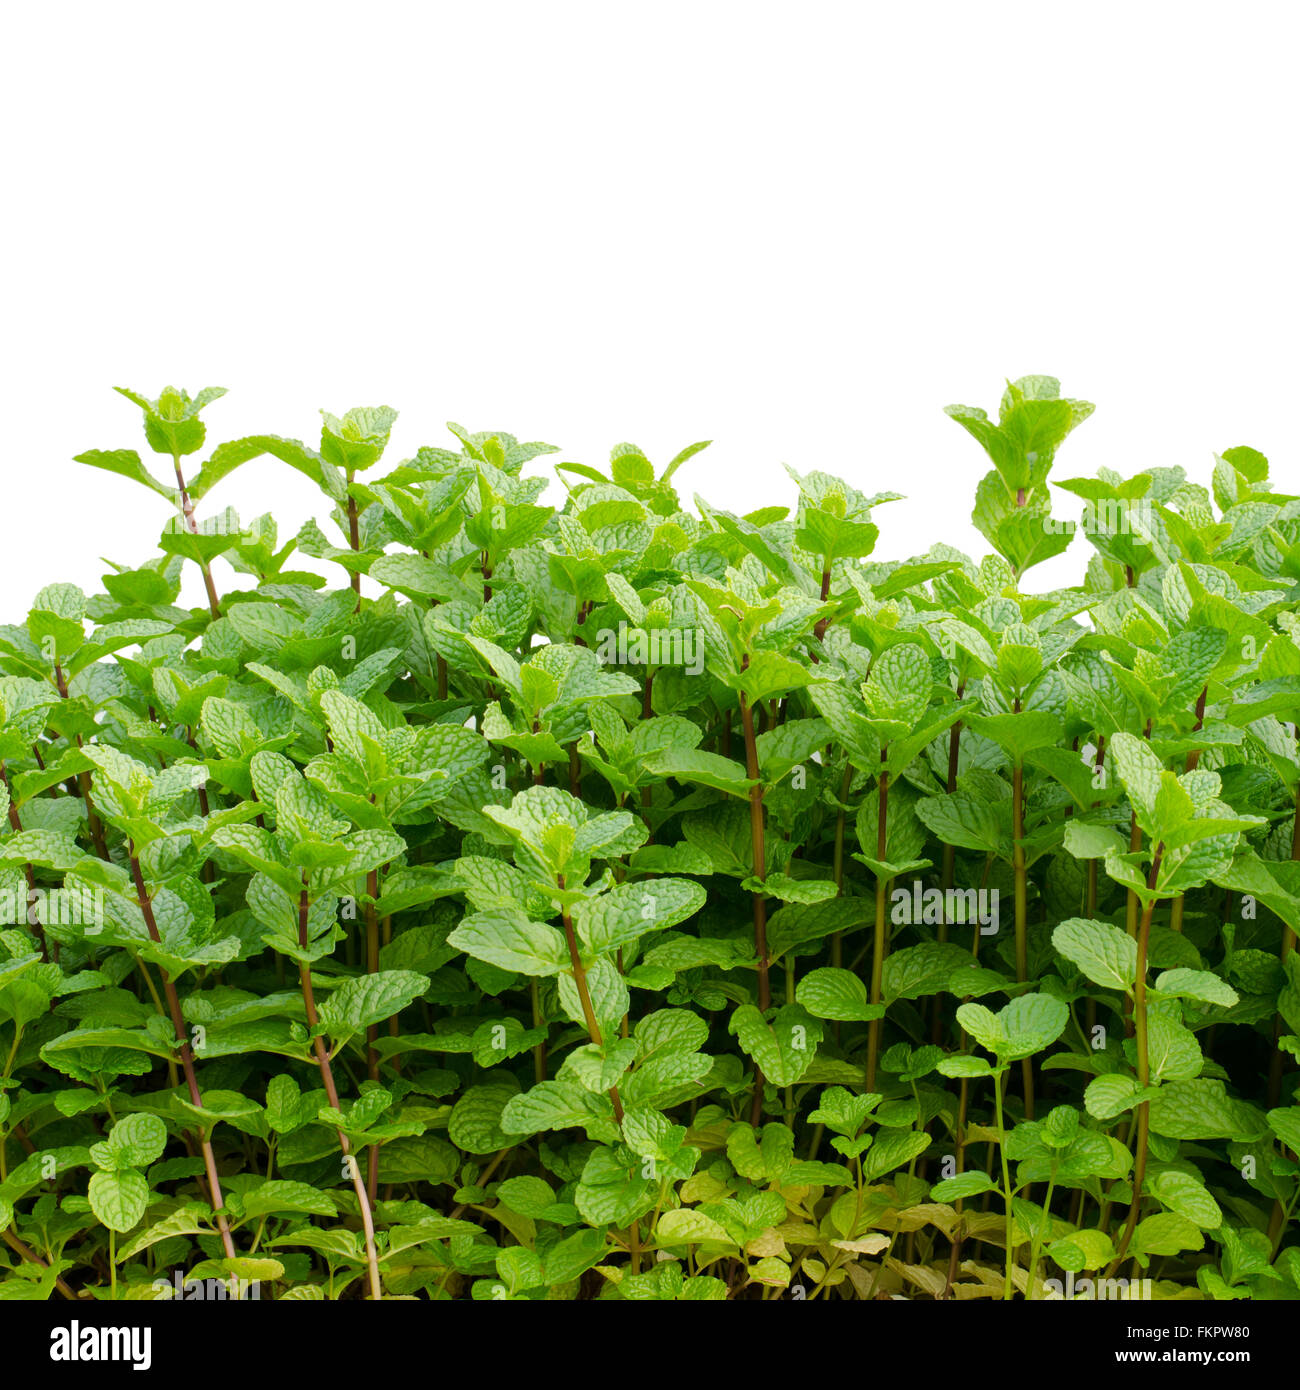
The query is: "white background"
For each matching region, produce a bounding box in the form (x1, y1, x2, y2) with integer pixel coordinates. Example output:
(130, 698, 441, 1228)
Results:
(3, 2, 1296, 607)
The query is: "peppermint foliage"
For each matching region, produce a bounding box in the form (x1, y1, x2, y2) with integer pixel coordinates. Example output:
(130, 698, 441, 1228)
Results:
(0, 378, 1295, 1303)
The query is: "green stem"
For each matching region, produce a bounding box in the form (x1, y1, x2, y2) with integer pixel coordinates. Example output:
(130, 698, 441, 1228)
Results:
(866, 745, 888, 1090)
(52, 664, 110, 862)
(364, 865, 382, 1206)
(2, 1227, 81, 1300)
(2, 1024, 22, 1081)
(739, 670, 770, 1126)
(1012, 756, 1033, 1118)
(1268, 779, 1300, 1108)
(559, 880, 624, 1123)
(530, 978, 547, 1083)
(1109, 848, 1163, 1273)
(830, 761, 853, 970)
(1025, 1166, 1057, 1299)
(992, 1066, 1016, 1300)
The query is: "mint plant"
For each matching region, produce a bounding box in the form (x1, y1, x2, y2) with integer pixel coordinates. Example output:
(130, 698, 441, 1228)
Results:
(0, 377, 1295, 1302)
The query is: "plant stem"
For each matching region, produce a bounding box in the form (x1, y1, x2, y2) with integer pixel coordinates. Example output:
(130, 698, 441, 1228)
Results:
(530, 978, 547, 1083)
(128, 849, 236, 1260)
(1012, 755, 1033, 1118)
(932, 689, 965, 1044)
(738, 684, 769, 1011)
(171, 450, 221, 620)
(1125, 719, 1153, 954)
(811, 565, 832, 653)
(448, 1148, 510, 1221)
(1084, 734, 1105, 1038)
(1170, 690, 1208, 934)
(296, 884, 382, 1299)
(992, 1066, 1016, 1300)
(559, 881, 624, 1122)
(52, 664, 109, 861)
(940, 917, 984, 1297)
(1024, 1166, 1056, 1299)
(640, 673, 656, 841)
(739, 674, 771, 1124)
(940, 687, 965, 895)
(364, 867, 381, 1206)
(1268, 778, 1300, 1107)
(1109, 847, 1163, 1272)
(2, 1227, 81, 1300)
(867, 744, 889, 1090)
(346, 469, 362, 605)
(830, 761, 852, 972)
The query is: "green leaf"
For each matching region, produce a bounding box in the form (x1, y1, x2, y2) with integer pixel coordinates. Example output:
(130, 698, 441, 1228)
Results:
(1051, 916, 1137, 991)
(1153, 968, 1239, 1008)
(915, 790, 1005, 854)
(642, 748, 754, 796)
(573, 879, 706, 957)
(728, 1004, 823, 1087)
(241, 1180, 338, 1219)
(88, 1168, 149, 1233)
(765, 898, 875, 963)
(929, 1172, 996, 1202)
(958, 993, 1068, 1061)
(316, 970, 429, 1038)
(656, 1209, 735, 1245)
(447, 911, 571, 977)
(937, 1055, 995, 1079)
(1108, 731, 1167, 836)
(1266, 1106, 1300, 1155)
(807, 1087, 881, 1136)
(500, 1081, 618, 1143)
(1146, 1080, 1267, 1141)
(882, 942, 972, 1003)
(105, 1113, 168, 1168)
(863, 1129, 930, 1181)
(861, 643, 931, 734)
(449, 1080, 519, 1154)
(966, 710, 1063, 761)
(1131, 1212, 1203, 1257)
(496, 1175, 559, 1220)
(796, 968, 884, 1022)
(1145, 1012, 1203, 1082)
(733, 651, 818, 706)
(73, 449, 179, 502)
(1148, 1171, 1222, 1230)
(1048, 1228, 1116, 1273)
(1084, 1074, 1147, 1121)
(995, 993, 1070, 1060)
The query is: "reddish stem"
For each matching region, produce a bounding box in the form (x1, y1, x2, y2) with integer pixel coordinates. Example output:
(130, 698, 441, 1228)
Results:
(129, 850, 236, 1259)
